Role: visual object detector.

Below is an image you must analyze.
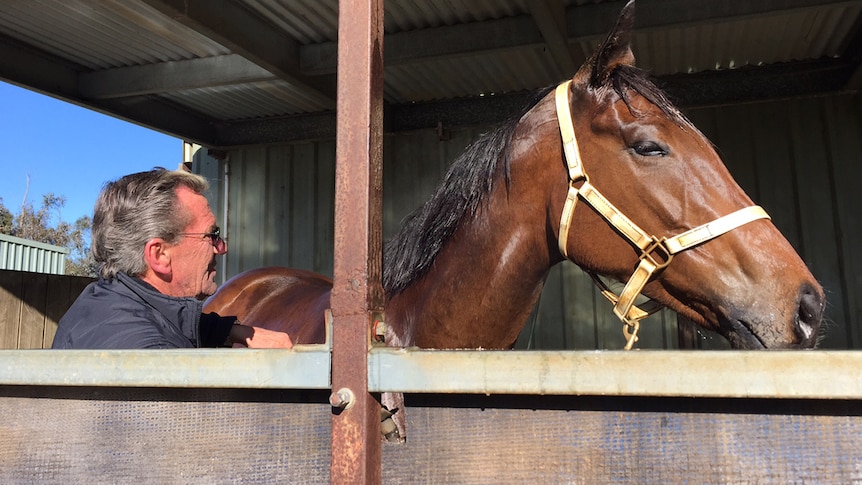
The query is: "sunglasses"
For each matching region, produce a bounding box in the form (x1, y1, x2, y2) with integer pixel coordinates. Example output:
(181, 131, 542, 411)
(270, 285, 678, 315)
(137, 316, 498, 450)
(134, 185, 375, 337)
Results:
(179, 226, 227, 251)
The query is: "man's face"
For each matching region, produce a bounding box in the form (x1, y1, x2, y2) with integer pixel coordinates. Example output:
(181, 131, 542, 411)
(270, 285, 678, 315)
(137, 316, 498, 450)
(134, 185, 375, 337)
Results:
(170, 186, 227, 299)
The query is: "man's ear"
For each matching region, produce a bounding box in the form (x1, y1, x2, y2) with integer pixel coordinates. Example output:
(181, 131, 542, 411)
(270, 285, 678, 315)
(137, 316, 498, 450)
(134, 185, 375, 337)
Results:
(143, 238, 172, 276)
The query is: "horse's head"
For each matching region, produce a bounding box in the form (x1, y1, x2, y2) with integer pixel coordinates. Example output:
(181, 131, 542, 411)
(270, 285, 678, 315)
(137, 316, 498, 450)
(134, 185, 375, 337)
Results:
(533, 1, 824, 349)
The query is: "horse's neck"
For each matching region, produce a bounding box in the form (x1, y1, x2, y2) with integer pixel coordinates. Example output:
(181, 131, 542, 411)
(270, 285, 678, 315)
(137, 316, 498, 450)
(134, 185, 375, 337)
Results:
(385, 192, 554, 349)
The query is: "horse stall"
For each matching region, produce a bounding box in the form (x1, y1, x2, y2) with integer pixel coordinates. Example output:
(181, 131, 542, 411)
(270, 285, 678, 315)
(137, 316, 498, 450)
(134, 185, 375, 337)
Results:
(1, 0, 862, 483)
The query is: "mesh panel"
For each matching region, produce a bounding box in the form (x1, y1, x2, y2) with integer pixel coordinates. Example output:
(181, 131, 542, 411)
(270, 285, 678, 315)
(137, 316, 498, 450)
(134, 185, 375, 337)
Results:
(0, 388, 330, 484)
(2, 389, 861, 484)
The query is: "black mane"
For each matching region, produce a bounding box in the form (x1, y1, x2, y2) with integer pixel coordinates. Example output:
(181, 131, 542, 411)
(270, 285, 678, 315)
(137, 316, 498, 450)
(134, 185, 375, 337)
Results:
(382, 66, 687, 298)
(382, 88, 553, 297)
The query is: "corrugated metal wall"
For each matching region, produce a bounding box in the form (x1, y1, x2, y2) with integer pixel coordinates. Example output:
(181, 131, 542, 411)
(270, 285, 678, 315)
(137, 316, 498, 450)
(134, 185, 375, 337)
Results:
(196, 92, 861, 350)
(0, 233, 69, 275)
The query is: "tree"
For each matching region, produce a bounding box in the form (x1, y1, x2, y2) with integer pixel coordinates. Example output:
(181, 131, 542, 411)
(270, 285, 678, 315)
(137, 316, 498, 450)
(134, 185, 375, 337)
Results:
(0, 195, 96, 277)
(0, 201, 12, 234)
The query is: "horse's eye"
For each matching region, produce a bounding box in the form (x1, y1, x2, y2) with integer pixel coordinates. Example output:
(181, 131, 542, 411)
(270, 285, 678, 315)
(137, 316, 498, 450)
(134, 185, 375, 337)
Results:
(631, 141, 667, 157)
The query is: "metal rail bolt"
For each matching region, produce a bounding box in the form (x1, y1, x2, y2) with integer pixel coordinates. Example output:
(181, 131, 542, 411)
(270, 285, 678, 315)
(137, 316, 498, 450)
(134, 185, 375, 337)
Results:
(329, 387, 355, 409)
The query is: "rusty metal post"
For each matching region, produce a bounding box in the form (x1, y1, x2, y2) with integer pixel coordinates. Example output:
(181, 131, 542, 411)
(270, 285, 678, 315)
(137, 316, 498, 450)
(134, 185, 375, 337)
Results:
(330, 0, 384, 483)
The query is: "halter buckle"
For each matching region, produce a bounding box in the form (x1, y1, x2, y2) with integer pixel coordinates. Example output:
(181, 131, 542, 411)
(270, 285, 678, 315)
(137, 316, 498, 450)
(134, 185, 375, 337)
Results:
(641, 237, 673, 271)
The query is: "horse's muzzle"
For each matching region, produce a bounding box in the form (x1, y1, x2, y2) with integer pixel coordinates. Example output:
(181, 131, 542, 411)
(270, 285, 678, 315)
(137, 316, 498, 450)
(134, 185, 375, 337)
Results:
(719, 283, 824, 350)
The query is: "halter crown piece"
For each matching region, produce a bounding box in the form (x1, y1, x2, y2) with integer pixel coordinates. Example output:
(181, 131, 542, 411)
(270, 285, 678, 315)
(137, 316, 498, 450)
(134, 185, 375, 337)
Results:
(554, 81, 770, 350)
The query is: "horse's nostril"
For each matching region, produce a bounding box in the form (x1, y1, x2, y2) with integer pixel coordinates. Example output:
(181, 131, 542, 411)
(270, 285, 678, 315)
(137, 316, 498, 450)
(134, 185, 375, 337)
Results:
(795, 288, 823, 343)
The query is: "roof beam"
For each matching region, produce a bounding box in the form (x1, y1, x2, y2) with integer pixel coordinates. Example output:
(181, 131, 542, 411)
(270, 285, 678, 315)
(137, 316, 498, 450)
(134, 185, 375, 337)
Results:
(0, 33, 216, 144)
(215, 57, 856, 147)
(660, 58, 857, 107)
(0, 35, 78, 100)
(212, 92, 530, 146)
(619, 0, 862, 31)
(79, 54, 275, 99)
(301, 15, 545, 76)
(527, 0, 577, 78)
(90, 96, 219, 145)
(140, 0, 335, 107)
(842, 10, 862, 90)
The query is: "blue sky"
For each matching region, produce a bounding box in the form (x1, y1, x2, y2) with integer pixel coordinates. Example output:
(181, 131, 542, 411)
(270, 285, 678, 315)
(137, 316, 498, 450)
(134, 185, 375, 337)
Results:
(0, 81, 181, 225)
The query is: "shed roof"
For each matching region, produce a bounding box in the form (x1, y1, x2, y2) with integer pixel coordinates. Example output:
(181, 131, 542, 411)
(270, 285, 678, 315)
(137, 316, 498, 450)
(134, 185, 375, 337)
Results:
(1, 0, 859, 147)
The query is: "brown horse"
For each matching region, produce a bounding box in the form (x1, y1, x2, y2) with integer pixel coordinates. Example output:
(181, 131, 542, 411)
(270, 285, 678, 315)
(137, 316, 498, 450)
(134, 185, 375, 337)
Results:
(206, 2, 824, 353)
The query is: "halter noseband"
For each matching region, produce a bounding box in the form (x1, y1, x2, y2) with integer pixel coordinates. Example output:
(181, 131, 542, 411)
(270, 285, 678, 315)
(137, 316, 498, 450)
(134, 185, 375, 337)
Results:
(554, 81, 770, 350)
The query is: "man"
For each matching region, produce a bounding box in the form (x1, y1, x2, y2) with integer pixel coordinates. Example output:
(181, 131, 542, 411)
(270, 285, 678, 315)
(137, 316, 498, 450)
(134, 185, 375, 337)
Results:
(52, 168, 292, 349)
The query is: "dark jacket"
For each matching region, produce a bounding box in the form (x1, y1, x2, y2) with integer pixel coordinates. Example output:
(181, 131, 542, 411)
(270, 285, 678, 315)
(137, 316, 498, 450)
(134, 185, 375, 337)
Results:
(52, 272, 234, 349)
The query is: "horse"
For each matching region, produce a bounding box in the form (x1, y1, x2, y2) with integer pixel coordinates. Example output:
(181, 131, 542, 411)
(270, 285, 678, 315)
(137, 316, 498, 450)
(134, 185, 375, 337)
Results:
(205, 0, 824, 438)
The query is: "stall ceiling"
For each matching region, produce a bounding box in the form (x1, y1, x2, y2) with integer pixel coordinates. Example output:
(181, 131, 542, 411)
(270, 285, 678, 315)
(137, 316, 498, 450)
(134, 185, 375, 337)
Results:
(0, 0, 860, 147)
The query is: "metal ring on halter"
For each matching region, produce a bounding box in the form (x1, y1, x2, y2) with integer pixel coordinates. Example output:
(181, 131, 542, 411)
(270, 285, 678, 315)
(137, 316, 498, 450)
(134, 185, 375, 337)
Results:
(622, 320, 640, 350)
(640, 237, 673, 271)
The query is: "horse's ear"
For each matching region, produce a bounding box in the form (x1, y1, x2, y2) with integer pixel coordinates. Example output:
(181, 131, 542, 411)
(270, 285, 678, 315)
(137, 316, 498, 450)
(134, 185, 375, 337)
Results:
(573, 0, 636, 88)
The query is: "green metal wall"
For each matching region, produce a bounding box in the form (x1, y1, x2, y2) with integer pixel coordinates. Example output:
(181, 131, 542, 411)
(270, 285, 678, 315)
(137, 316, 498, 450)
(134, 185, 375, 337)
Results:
(0, 233, 69, 275)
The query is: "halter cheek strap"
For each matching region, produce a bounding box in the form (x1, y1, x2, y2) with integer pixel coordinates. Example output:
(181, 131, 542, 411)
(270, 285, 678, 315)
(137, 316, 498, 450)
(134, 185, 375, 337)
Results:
(554, 81, 770, 350)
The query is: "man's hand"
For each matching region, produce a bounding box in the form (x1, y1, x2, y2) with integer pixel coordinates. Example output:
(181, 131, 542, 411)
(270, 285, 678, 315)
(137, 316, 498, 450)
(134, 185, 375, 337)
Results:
(229, 324, 293, 349)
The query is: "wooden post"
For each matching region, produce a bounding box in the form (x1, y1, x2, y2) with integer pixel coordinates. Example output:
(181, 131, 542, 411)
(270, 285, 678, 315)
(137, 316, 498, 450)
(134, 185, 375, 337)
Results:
(330, 0, 385, 483)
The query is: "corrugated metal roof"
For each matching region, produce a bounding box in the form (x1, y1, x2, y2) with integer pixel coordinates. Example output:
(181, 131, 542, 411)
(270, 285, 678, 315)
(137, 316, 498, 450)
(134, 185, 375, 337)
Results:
(385, 46, 561, 102)
(385, 0, 530, 31)
(0, 0, 858, 146)
(0, 1, 228, 68)
(632, 4, 862, 75)
(163, 80, 328, 120)
(243, 0, 338, 44)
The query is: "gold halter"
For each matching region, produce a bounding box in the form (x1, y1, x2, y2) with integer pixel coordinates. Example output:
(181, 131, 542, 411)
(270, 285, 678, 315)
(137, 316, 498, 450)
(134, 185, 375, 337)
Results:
(554, 81, 770, 349)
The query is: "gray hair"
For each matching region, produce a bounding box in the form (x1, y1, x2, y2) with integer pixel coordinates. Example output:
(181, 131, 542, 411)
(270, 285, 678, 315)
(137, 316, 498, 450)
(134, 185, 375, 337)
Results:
(92, 168, 210, 279)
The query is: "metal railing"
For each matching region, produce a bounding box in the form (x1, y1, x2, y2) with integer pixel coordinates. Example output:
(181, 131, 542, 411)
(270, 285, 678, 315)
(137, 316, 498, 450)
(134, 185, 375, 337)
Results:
(2, 347, 861, 401)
